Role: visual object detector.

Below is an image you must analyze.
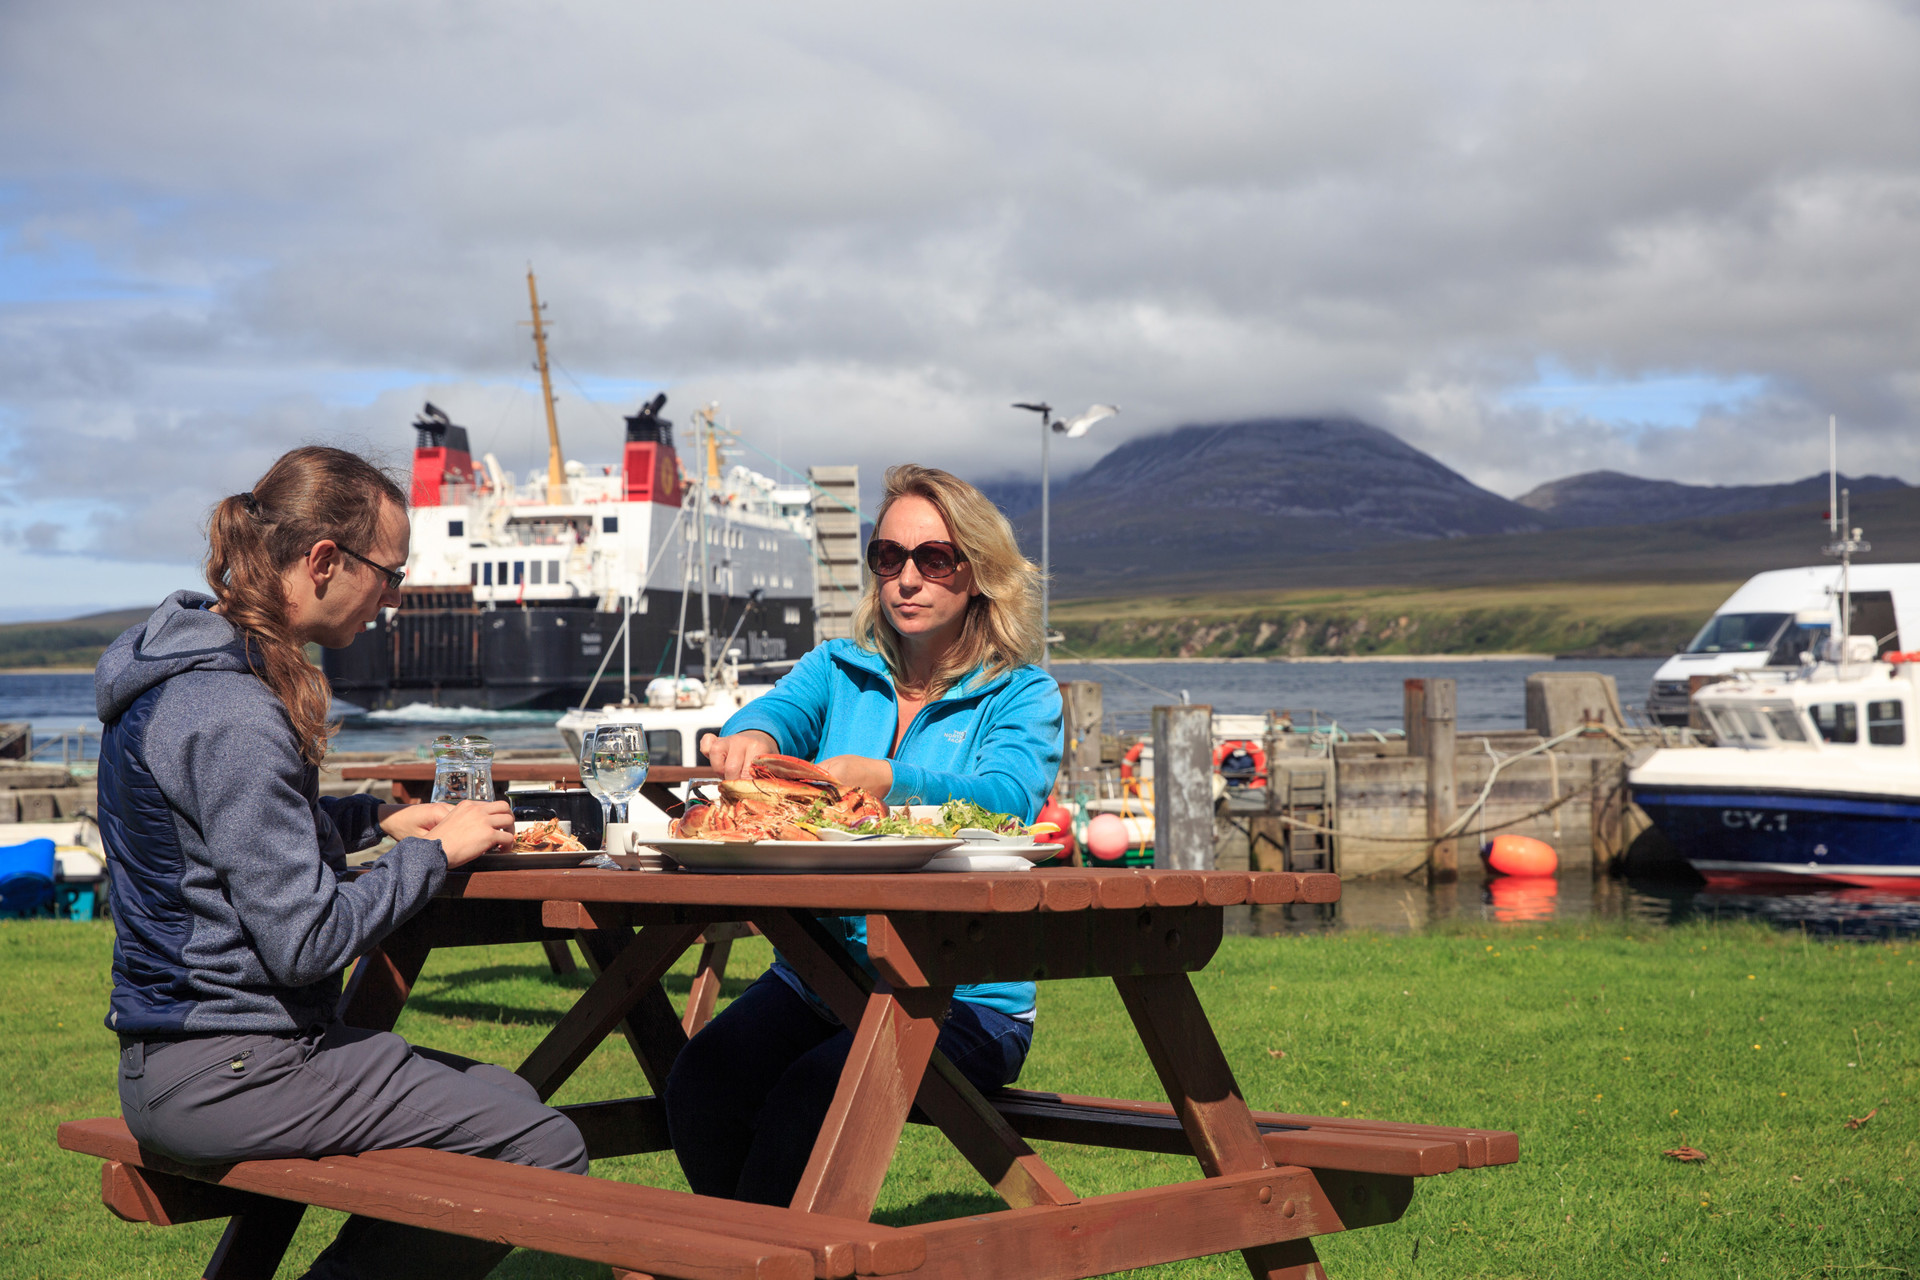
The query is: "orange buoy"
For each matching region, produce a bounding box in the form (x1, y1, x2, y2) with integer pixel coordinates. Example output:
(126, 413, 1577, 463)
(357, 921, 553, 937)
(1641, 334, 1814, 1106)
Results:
(1486, 834, 1558, 877)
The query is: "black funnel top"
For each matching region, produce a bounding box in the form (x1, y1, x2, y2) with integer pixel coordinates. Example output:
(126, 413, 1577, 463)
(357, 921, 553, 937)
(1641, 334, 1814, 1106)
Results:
(624, 393, 673, 446)
(413, 402, 471, 454)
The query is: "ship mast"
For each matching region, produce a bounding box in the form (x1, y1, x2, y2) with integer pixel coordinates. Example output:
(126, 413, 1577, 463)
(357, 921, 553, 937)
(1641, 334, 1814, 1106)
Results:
(525, 268, 567, 505)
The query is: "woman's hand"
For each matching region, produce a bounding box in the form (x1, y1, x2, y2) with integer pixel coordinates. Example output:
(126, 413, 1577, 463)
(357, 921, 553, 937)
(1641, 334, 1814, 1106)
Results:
(815, 755, 893, 798)
(430, 800, 516, 867)
(377, 802, 453, 841)
(699, 729, 778, 780)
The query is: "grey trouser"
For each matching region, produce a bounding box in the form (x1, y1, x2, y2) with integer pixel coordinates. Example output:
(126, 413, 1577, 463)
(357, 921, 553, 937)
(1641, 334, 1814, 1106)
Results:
(118, 1022, 588, 1280)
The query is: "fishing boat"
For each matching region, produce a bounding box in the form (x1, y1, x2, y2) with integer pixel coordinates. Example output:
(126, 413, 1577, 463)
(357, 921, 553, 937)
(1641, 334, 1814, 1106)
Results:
(1630, 455, 1920, 890)
(323, 271, 851, 717)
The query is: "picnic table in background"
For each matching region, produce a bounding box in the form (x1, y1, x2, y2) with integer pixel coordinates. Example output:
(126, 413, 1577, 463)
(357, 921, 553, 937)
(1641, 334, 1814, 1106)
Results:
(58, 863, 1517, 1280)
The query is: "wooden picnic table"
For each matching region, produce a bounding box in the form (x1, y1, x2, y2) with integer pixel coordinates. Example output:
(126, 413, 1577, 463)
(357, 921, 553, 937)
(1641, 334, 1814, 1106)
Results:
(60, 864, 1516, 1280)
(339, 761, 718, 811)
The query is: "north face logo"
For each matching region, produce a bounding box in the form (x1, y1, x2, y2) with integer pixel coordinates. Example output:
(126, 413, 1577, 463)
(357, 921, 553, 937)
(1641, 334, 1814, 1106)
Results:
(944, 729, 966, 744)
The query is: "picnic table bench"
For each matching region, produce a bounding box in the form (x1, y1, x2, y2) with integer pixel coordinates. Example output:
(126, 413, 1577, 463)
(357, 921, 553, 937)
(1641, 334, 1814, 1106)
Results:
(59, 865, 1517, 1280)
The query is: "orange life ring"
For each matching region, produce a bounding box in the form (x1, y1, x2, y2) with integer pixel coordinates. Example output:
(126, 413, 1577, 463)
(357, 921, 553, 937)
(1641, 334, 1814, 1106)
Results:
(1119, 741, 1147, 779)
(1213, 739, 1267, 787)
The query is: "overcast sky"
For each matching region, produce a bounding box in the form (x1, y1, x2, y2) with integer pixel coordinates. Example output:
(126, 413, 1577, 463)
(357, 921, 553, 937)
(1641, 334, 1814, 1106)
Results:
(4, 0, 1920, 618)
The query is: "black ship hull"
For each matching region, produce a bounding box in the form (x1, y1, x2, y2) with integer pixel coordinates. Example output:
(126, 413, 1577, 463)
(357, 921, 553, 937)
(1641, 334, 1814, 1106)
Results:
(323, 587, 814, 711)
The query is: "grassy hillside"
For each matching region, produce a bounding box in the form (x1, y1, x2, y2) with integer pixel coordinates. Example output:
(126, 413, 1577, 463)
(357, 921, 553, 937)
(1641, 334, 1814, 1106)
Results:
(1051, 581, 1735, 658)
(1051, 489, 1920, 599)
(0, 609, 149, 670)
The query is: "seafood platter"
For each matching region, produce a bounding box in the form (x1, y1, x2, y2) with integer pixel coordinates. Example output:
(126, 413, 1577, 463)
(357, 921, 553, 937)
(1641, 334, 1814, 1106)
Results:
(653, 755, 1059, 874)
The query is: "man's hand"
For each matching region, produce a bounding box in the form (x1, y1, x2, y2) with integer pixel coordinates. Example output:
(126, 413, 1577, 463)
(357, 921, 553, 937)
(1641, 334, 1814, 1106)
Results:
(699, 729, 779, 780)
(815, 755, 893, 798)
(378, 802, 454, 841)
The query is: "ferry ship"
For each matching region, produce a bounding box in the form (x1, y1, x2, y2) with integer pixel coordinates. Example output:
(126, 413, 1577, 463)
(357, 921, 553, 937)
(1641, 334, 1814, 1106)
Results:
(322, 273, 846, 713)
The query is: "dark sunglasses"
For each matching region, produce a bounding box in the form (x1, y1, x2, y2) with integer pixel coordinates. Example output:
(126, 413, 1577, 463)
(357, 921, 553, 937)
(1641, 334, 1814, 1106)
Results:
(339, 545, 408, 591)
(865, 538, 966, 581)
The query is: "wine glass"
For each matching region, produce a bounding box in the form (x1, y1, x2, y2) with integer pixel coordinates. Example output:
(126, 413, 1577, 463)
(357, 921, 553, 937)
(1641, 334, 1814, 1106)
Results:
(579, 725, 613, 837)
(590, 721, 650, 824)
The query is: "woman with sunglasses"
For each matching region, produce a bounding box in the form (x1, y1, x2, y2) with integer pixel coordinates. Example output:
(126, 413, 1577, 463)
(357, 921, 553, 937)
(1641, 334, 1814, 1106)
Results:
(666, 463, 1062, 1206)
(95, 446, 586, 1280)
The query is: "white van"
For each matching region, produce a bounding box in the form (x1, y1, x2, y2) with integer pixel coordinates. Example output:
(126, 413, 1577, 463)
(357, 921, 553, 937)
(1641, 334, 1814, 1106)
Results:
(1646, 564, 1920, 725)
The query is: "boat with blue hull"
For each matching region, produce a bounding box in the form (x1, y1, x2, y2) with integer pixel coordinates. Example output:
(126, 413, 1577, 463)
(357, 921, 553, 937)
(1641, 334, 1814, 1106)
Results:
(1631, 460, 1920, 890)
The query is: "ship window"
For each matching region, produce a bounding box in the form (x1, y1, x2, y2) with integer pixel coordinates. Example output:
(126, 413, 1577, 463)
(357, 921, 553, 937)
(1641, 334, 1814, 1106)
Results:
(482, 563, 493, 586)
(1868, 700, 1905, 746)
(448, 520, 464, 537)
(784, 606, 801, 626)
(1762, 705, 1809, 743)
(512, 561, 524, 585)
(497, 561, 508, 585)
(1810, 702, 1858, 743)
(603, 516, 619, 533)
(646, 730, 682, 768)
(549, 559, 561, 582)
(470, 563, 479, 586)
(1733, 706, 1770, 741)
(527, 560, 540, 585)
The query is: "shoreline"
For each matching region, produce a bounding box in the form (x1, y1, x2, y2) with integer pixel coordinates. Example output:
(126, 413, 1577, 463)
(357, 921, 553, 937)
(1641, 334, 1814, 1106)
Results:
(1053, 652, 1566, 665)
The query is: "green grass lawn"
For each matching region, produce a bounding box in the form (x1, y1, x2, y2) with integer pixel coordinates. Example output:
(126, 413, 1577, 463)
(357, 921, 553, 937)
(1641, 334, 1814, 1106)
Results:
(3, 919, 1913, 1279)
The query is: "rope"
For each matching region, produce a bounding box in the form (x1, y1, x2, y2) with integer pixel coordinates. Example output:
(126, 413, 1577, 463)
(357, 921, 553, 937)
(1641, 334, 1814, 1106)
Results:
(1049, 643, 1190, 704)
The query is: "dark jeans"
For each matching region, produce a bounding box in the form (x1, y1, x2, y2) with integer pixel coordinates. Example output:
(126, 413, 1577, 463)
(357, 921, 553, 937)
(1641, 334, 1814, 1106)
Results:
(118, 1022, 588, 1280)
(664, 973, 1033, 1206)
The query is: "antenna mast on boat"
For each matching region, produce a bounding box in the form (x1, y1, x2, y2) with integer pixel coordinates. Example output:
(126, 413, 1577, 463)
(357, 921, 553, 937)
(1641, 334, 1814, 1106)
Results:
(1823, 415, 1870, 662)
(525, 268, 568, 505)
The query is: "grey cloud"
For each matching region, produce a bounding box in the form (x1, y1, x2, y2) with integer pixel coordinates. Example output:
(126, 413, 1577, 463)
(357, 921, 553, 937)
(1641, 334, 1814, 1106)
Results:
(2, 0, 1919, 587)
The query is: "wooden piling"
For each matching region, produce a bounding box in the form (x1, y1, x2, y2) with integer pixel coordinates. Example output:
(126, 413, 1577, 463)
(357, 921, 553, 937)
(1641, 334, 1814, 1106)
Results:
(1424, 678, 1458, 885)
(1151, 704, 1215, 871)
(1403, 679, 1429, 758)
(1058, 680, 1103, 787)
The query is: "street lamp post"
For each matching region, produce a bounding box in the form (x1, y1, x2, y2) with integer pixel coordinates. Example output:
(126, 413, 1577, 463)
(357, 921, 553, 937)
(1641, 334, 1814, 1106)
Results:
(1013, 401, 1119, 668)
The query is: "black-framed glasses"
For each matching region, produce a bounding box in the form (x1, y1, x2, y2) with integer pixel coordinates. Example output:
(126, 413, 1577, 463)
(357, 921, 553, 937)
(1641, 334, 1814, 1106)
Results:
(866, 538, 966, 581)
(339, 545, 408, 591)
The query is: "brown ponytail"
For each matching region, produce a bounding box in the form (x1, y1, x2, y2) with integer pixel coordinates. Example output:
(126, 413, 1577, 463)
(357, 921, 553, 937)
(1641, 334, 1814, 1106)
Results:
(205, 446, 408, 765)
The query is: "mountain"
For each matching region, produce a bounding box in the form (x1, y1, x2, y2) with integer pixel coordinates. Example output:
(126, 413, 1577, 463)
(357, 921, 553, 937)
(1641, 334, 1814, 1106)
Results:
(995, 418, 1548, 593)
(1515, 470, 1910, 528)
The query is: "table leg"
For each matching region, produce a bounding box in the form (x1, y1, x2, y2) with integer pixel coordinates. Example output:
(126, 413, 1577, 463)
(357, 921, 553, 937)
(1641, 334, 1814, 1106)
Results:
(517, 921, 707, 1099)
(681, 935, 732, 1038)
(201, 1199, 306, 1280)
(339, 917, 434, 1032)
(789, 981, 950, 1220)
(1115, 971, 1326, 1280)
(540, 939, 579, 976)
(755, 909, 1077, 1212)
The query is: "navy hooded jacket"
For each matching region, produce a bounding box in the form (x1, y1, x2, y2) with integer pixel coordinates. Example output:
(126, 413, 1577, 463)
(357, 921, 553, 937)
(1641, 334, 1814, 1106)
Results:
(95, 591, 447, 1036)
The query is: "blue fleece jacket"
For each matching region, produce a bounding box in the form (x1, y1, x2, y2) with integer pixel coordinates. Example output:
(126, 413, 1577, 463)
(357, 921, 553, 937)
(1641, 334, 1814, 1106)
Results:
(723, 639, 1063, 1017)
(95, 591, 448, 1036)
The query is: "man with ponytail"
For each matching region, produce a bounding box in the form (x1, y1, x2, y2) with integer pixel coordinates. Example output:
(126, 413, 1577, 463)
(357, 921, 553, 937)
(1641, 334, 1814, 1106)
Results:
(95, 446, 587, 1280)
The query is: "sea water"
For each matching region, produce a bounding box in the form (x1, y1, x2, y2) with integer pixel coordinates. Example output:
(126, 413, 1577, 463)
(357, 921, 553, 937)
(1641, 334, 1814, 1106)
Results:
(9, 662, 1914, 937)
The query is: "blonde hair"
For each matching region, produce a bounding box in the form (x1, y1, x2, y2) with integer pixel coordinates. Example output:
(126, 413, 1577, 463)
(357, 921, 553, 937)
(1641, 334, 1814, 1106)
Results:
(851, 464, 1045, 696)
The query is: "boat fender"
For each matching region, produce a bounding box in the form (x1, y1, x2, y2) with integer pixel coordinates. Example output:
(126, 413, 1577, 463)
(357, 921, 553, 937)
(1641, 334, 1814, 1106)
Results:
(1887, 651, 1920, 665)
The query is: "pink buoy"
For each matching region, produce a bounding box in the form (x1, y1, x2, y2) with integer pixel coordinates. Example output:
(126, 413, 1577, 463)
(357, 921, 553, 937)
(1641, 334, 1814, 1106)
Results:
(1086, 813, 1130, 862)
(1486, 834, 1558, 877)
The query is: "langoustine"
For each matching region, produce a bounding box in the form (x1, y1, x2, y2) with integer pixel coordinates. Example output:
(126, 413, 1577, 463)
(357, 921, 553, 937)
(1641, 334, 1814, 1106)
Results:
(671, 754, 886, 841)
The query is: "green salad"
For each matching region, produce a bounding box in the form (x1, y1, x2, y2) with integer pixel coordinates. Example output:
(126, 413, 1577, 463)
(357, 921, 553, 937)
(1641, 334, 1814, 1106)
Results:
(802, 797, 1042, 837)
